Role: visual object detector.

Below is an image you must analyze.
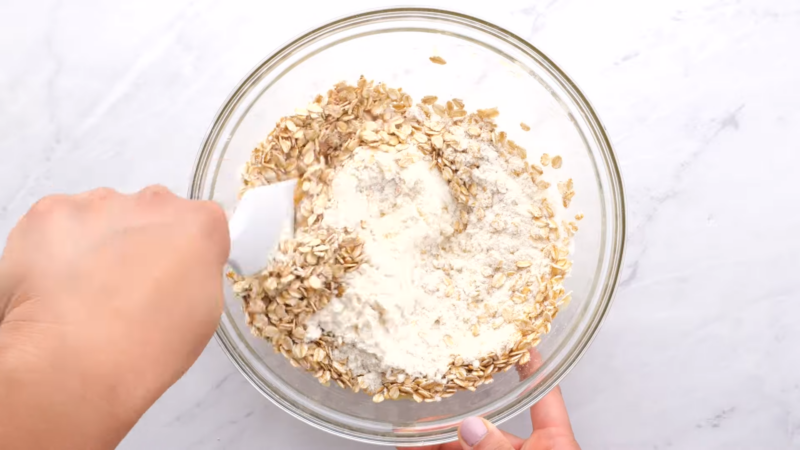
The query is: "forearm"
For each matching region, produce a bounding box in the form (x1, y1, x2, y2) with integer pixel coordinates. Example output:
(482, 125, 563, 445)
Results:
(0, 321, 142, 450)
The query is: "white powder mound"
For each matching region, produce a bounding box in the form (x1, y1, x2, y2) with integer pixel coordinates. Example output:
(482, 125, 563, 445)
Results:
(305, 138, 551, 383)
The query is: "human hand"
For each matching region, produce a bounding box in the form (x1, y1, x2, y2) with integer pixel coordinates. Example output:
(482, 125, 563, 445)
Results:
(407, 348, 580, 450)
(409, 386, 580, 450)
(0, 186, 229, 450)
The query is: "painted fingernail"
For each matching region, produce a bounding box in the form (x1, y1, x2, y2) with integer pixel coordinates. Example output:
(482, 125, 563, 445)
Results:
(461, 417, 488, 447)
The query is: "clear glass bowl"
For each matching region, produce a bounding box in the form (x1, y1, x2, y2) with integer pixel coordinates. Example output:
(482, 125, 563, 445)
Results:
(189, 7, 625, 447)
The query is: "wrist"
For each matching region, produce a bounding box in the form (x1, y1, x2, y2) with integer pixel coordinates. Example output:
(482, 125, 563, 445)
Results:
(0, 319, 145, 450)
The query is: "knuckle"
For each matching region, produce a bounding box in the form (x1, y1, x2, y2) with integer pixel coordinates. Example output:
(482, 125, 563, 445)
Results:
(139, 184, 174, 199)
(91, 186, 117, 197)
(136, 185, 178, 209)
(29, 195, 69, 216)
(84, 187, 119, 202)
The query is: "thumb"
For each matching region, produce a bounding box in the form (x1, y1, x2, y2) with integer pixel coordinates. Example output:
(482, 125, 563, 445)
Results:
(458, 417, 515, 450)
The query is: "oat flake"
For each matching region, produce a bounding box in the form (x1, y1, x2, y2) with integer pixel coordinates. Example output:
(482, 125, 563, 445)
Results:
(305, 122, 558, 383)
(231, 78, 576, 400)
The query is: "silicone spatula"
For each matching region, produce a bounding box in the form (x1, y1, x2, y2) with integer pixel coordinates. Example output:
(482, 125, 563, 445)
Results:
(227, 179, 297, 276)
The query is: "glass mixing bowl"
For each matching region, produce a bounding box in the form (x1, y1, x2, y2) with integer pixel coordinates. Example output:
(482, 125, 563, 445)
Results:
(189, 7, 625, 447)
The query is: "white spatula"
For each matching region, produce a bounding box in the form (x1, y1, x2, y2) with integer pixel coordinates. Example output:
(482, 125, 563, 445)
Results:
(227, 179, 297, 276)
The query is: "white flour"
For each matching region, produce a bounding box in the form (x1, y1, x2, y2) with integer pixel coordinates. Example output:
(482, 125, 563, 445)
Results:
(305, 136, 552, 386)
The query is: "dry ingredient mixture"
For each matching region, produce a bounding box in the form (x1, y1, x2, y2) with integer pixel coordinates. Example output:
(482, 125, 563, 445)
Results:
(230, 77, 580, 403)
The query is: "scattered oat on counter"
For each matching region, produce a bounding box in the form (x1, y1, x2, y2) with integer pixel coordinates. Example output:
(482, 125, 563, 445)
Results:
(520, 122, 531, 131)
(429, 56, 447, 65)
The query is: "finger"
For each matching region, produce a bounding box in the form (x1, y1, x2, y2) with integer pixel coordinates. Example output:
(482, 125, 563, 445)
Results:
(16, 194, 75, 239)
(499, 431, 525, 449)
(458, 417, 515, 450)
(74, 187, 119, 203)
(131, 185, 181, 219)
(514, 347, 572, 433)
(529, 386, 573, 434)
(403, 430, 523, 450)
(137, 184, 175, 199)
(405, 443, 461, 450)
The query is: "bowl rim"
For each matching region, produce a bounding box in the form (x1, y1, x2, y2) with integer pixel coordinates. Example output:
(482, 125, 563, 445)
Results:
(190, 6, 626, 446)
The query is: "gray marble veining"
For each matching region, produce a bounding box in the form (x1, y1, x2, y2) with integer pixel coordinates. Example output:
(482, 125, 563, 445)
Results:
(2, 0, 799, 448)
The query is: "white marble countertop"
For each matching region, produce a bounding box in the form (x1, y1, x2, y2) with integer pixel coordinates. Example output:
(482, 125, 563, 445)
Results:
(2, 0, 800, 448)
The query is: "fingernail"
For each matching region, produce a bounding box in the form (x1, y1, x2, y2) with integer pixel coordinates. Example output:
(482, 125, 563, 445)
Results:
(461, 417, 488, 447)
